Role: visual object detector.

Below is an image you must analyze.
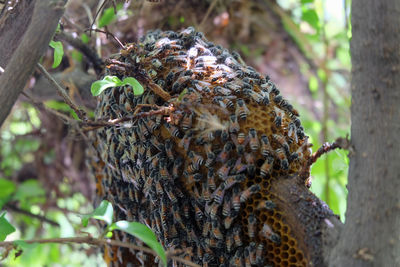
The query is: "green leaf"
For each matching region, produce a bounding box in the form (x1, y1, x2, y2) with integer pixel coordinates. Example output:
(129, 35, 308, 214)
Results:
(91, 79, 117, 96)
(121, 77, 144, 96)
(49, 41, 64, 68)
(0, 212, 16, 241)
(81, 200, 113, 227)
(81, 33, 90, 44)
(302, 9, 320, 31)
(109, 221, 166, 266)
(13, 180, 45, 201)
(98, 6, 117, 28)
(0, 178, 16, 198)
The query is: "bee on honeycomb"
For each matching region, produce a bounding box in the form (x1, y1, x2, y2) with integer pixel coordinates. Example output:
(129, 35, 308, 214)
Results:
(86, 27, 332, 267)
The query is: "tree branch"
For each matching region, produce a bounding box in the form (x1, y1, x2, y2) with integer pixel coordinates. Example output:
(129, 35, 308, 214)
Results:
(0, 0, 67, 127)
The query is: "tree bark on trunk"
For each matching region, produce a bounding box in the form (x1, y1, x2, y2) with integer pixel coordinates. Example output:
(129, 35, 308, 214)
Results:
(329, 1, 400, 266)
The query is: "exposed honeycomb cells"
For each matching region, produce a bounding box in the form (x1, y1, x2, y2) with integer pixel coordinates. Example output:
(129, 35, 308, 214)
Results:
(88, 27, 313, 266)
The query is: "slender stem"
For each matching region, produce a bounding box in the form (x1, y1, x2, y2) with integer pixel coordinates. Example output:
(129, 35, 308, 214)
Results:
(36, 63, 87, 121)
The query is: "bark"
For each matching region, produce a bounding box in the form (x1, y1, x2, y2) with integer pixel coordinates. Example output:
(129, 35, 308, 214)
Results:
(329, 1, 400, 266)
(0, 0, 67, 127)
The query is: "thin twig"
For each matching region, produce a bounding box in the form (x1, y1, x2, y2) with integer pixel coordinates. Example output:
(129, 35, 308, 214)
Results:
(299, 136, 351, 183)
(0, 236, 202, 267)
(85, 28, 126, 49)
(4, 203, 59, 227)
(199, 0, 219, 30)
(36, 63, 87, 121)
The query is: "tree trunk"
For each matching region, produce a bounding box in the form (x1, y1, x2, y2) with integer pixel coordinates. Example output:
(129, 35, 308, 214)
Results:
(329, 1, 400, 266)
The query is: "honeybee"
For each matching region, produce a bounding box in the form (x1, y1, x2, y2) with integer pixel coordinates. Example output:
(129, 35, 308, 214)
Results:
(261, 223, 281, 244)
(273, 133, 290, 154)
(223, 174, 245, 190)
(231, 248, 243, 266)
(248, 128, 260, 152)
(217, 158, 235, 180)
(212, 220, 223, 240)
(172, 203, 185, 228)
(232, 132, 248, 154)
(226, 232, 234, 252)
(275, 148, 289, 170)
(232, 157, 247, 174)
(222, 192, 232, 217)
(202, 218, 211, 237)
(212, 183, 226, 205)
(260, 134, 273, 158)
(256, 243, 264, 265)
(233, 225, 243, 246)
(257, 199, 276, 211)
(225, 82, 241, 94)
(164, 139, 174, 161)
(236, 98, 249, 120)
(209, 202, 219, 220)
(165, 123, 182, 138)
(248, 214, 256, 238)
(240, 184, 261, 203)
(217, 141, 233, 163)
(232, 186, 241, 211)
(260, 157, 274, 178)
(249, 242, 257, 265)
(202, 181, 211, 202)
(179, 131, 193, 152)
(194, 203, 204, 220)
(228, 114, 240, 133)
(188, 151, 204, 169)
(159, 159, 170, 180)
(244, 152, 256, 175)
(207, 168, 216, 190)
(172, 156, 183, 179)
(185, 171, 202, 184)
(165, 184, 178, 203)
(181, 112, 193, 130)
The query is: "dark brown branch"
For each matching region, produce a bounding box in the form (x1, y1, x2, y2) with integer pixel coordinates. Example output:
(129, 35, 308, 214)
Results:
(54, 31, 104, 75)
(4, 203, 59, 227)
(0, 0, 67, 127)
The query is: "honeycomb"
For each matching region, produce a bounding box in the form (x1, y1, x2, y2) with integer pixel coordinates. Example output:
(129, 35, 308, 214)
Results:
(87, 27, 323, 266)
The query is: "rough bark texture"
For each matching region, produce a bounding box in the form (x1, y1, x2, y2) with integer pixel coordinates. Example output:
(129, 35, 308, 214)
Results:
(329, 1, 400, 266)
(0, 0, 66, 127)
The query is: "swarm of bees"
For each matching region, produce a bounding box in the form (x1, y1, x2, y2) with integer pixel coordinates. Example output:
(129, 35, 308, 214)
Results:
(88, 27, 314, 266)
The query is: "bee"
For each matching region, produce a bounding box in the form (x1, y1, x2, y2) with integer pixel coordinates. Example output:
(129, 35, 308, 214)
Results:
(179, 131, 193, 152)
(172, 203, 185, 228)
(212, 220, 223, 240)
(232, 248, 243, 266)
(165, 184, 178, 203)
(209, 202, 219, 220)
(212, 183, 226, 205)
(232, 186, 241, 211)
(261, 223, 281, 244)
(240, 184, 261, 203)
(165, 123, 182, 138)
(165, 139, 174, 161)
(228, 114, 240, 133)
(160, 197, 169, 230)
(181, 112, 193, 130)
(247, 214, 257, 239)
(273, 106, 284, 128)
(236, 98, 249, 120)
(202, 181, 211, 202)
(138, 119, 150, 137)
(244, 248, 251, 267)
(207, 168, 216, 190)
(150, 136, 164, 151)
(217, 158, 235, 180)
(185, 171, 202, 184)
(226, 232, 234, 252)
(289, 152, 299, 162)
(222, 192, 232, 216)
(249, 242, 257, 265)
(225, 82, 241, 94)
(204, 142, 215, 159)
(260, 157, 274, 178)
(233, 225, 243, 246)
(232, 157, 247, 174)
(244, 152, 256, 176)
(232, 132, 248, 154)
(188, 151, 204, 169)
(214, 86, 232, 96)
(275, 148, 289, 170)
(259, 90, 270, 105)
(159, 159, 170, 180)
(223, 174, 245, 190)
(273, 134, 290, 154)
(217, 141, 233, 163)
(203, 218, 211, 237)
(255, 243, 264, 265)
(172, 156, 183, 179)
(183, 200, 190, 218)
(194, 203, 204, 220)
(257, 199, 276, 211)
(151, 58, 163, 69)
(260, 134, 273, 158)
(248, 128, 260, 152)
(288, 122, 298, 144)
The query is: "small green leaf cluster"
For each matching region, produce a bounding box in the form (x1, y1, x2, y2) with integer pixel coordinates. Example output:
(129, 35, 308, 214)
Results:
(91, 75, 144, 97)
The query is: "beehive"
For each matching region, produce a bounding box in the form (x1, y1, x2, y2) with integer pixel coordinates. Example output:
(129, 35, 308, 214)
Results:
(88, 27, 324, 267)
